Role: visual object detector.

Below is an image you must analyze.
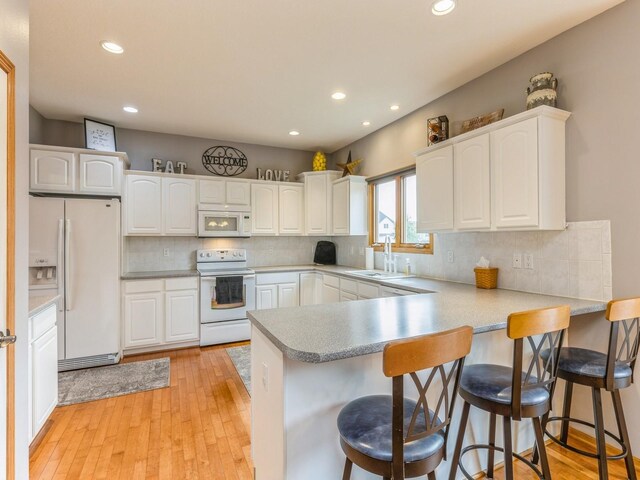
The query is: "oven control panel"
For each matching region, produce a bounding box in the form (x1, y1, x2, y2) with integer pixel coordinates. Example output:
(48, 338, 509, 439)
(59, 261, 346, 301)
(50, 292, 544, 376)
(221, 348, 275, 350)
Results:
(197, 249, 246, 262)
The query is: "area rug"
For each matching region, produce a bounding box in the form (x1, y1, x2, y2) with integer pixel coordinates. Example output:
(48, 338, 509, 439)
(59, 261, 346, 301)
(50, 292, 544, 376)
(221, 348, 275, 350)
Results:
(226, 345, 251, 395)
(58, 357, 170, 406)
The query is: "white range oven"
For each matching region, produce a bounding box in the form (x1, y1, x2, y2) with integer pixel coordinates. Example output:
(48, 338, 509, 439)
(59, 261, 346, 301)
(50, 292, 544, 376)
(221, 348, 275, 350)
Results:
(198, 206, 251, 238)
(197, 248, 256, 346)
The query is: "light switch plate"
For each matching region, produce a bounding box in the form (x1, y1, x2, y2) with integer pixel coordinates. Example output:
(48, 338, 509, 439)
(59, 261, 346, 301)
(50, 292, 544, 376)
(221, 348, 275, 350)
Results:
(513, 253, 522, 269)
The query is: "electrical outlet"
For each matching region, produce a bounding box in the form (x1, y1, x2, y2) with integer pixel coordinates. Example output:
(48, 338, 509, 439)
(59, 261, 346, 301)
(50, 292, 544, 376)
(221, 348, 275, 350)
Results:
(163, 248, 170, 257)
(524, 253, 534, 270)
(447, 251, 454, 263)
(513, 253, 522, 269)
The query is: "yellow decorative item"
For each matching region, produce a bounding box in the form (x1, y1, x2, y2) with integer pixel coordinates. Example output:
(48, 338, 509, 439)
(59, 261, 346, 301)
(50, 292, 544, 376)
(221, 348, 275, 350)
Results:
(312, 151, 327, 171)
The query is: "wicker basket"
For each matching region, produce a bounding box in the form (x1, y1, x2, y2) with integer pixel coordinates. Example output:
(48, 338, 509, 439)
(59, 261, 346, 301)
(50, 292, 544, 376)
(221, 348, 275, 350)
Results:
(474, 267, 498, 289)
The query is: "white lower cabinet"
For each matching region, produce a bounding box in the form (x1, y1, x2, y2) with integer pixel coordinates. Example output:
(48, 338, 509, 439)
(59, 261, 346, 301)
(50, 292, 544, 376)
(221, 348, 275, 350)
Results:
(357, 281, 380, 300)
(321, 274, 341, 304)
(29, 303, 58, 442)
(380, 286, 416, 297)
(256, 272, 300, 309)
(123, 277, 199, 352)
(300, 272, 322, 306)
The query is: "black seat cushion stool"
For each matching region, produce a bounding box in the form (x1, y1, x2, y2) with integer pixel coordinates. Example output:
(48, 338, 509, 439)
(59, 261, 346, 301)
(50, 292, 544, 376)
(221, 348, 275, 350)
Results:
(541, 347, 633, 381)
(337, 395, 445, 463)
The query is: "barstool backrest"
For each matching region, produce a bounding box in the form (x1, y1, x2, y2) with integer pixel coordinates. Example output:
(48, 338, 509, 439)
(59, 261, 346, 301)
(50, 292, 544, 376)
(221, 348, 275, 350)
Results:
(605, 297, 640, 390)
(382, 326, 473, 480)
(507, 305, 571, 420)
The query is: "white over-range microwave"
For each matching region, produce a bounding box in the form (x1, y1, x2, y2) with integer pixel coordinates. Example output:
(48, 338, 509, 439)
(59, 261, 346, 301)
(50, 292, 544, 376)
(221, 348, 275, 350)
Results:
(198, 206, 252, 237)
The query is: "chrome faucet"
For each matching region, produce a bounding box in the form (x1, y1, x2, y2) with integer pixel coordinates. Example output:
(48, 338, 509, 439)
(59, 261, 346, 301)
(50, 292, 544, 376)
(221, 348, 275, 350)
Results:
(383, 235, 392, 272)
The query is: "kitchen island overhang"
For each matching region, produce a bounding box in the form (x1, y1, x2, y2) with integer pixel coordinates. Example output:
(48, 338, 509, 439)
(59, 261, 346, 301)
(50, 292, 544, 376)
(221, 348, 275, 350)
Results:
(248, 279, 606, 480)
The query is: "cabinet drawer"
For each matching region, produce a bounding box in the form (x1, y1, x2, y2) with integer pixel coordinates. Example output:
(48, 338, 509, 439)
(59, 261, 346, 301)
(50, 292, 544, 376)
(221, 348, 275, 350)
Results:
(124, 280, 164, 294)
(357, 282, 380, 299)
(339, 278, 357, 294)
(256, 272, 299, 285)
(30, 304, 57, 342)
(323, 274, 340, 288)
(165, 277, 199, 291)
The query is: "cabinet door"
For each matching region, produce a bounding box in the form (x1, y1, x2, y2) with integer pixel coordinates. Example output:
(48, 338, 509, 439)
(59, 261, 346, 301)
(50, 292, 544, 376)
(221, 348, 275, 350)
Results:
(199, 179, 226, 204)
(299, 273, 320, 306)
(32, 326, 58, 436)
(332, 180, 350, 235)
(491, 118, 539, 228)
(251, 183, 279, 235)
(78, 154, 122, 195)
(124, 293, 163, 348)
(278, 282, 299, 308)
(454, 135, 491, 230)
(165, 289, 199, 343)
(322, 284, 340, 304)
(163, 177, 197, 235)
(30, 149, 76, 193)
(279, 184, 304, 235)
(340, 291, 358, 302)
(305, 175, 329, 235)
(256, 285, 278, 310)
(125, 175, 163, 235)
(226, 180, 251, 206)
(416, 146, 454, 232)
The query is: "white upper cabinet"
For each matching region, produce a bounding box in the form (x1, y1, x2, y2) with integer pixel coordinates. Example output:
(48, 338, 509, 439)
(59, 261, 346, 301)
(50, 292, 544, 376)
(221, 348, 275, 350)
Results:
(226, 179, 251, 206)
(454, 135, 491, 230)
(416, 145, 454, 232)
(163, 177, 197, 235)
(251, 183, 279, 235)
(491, 118, 539, 229)
(125, 175, 163, 235)
(30, 150, 76, 193)
(332, 176, 368, 236)
(279, 184, 304, 235)
(414, 106, 570, 232)
(30, 146, 127, 196)
(298, 171, 341, 235)
(78, 154, 122, 195)
(199, 178, 226, 204)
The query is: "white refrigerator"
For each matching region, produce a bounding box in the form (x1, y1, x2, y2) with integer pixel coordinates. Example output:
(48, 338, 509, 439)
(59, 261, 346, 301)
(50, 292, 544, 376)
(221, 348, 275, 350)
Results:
(29, 196, 121, 371)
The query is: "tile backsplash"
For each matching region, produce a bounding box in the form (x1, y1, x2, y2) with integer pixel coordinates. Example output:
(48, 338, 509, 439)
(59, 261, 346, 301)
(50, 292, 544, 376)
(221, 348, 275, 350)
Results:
(333, 221, 613, 301)
(125, 220, 612, 302)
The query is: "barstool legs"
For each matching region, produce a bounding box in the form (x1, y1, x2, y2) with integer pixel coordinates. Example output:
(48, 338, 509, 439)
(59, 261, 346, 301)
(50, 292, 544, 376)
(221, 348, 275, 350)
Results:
(342, 458, 353, 480)
(448, 401, 471, 480)
(592, 388, 610, 480)
(487, 413, 497, 479)
(611, 390, 638, 480)
(502, 416, 514, 480)
(532, 416, 552, 479)
(560, 382, 573, 444)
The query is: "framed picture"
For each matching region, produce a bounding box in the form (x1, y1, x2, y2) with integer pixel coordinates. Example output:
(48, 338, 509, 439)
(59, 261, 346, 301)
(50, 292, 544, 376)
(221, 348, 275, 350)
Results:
(84, 118, 117, 152)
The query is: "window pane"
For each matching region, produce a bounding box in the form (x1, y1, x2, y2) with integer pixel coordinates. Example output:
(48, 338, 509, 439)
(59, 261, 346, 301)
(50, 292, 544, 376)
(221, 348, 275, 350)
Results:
(403, 175, 430, 244)
(375, 180, 396, 243)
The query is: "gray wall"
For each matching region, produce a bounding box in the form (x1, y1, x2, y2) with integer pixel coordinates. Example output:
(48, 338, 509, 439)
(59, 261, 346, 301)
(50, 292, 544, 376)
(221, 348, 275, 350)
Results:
(2, 0, 30, 475)
(333, 0, 640, 449)
(29, 111, 320, 179)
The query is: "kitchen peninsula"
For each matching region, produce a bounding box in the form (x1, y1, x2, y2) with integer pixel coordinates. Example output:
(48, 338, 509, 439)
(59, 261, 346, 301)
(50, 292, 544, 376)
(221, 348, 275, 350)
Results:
(249, 273, 607, 479)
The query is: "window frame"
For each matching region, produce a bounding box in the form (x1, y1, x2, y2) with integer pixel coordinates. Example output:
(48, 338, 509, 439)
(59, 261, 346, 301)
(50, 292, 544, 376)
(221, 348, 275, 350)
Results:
(368, 168, 434, 254)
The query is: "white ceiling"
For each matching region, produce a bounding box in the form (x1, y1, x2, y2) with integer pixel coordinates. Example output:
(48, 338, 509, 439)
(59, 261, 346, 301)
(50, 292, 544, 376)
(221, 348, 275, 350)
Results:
(30, 0, 622, 152)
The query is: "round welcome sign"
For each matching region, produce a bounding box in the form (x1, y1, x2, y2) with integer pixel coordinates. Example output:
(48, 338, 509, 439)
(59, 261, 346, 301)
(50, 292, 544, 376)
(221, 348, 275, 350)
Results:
(202, 146, 248, 177)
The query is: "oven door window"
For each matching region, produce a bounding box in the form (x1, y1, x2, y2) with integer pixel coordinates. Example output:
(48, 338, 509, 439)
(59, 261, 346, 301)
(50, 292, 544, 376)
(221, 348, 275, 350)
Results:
(211, 276, 246, 309)
(203, 215, 239, 233)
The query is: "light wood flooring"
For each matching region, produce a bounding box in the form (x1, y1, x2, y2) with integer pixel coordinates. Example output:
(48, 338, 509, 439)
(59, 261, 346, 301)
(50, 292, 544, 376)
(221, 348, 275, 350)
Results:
(29, 344, 639, 479)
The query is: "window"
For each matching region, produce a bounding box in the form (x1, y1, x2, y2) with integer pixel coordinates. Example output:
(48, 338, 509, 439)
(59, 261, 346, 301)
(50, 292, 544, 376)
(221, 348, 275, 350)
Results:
(369, 170, 433, 254)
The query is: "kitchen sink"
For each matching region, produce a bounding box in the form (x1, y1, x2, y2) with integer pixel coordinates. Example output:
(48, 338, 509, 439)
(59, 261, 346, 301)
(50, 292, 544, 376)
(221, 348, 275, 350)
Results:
(345, 270, 415, 280)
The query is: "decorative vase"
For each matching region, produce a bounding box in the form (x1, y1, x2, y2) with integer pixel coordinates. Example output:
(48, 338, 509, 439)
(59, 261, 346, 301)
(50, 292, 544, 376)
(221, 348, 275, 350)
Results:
(526, 72, 558, 110)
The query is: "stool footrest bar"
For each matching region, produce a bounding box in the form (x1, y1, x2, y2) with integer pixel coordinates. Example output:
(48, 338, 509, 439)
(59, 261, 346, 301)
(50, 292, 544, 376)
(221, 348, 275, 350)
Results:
(458, 443, 545, 480)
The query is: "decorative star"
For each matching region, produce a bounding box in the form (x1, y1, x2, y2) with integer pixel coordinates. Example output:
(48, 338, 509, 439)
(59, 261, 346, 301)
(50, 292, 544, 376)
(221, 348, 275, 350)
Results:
(336, 150, 363, 177)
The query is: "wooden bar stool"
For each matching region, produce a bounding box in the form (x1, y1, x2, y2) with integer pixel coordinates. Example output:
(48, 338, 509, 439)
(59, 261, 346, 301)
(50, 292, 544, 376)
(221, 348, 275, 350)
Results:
(535, 297, 640, 479)
(337, 325, 474, 480)
(448, 305, 571, 480)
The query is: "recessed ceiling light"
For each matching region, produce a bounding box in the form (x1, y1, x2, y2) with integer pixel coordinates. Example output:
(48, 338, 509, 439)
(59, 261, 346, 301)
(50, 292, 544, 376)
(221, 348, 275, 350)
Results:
(362, 121, 371, 126)
(431, 0, 456, 16)
(331, 92, 347, 100)
(100, 41, 124, 54)
(289, 130, 300, 136)
(390, 105, 400, 111)
(123, 106, 138, 113)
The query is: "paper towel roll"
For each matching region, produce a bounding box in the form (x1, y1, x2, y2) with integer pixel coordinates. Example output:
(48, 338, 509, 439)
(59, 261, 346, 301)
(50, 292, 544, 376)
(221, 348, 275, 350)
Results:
(365, 247, 374, 270)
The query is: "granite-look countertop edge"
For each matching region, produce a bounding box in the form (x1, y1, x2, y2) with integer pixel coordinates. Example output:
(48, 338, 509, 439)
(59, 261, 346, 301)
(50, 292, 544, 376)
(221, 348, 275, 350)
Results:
(29, 294, 61, 317)
(121, 269, 200, 280)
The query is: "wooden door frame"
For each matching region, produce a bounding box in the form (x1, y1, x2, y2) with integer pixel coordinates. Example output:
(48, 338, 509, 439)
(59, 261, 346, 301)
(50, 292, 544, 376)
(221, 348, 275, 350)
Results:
(0, 49, 16, 480)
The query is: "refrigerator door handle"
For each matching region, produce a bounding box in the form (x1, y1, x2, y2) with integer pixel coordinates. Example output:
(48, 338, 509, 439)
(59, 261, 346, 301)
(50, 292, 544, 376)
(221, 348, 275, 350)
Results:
(65, 219, 72, 311)
(57, 219, 64, 312)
